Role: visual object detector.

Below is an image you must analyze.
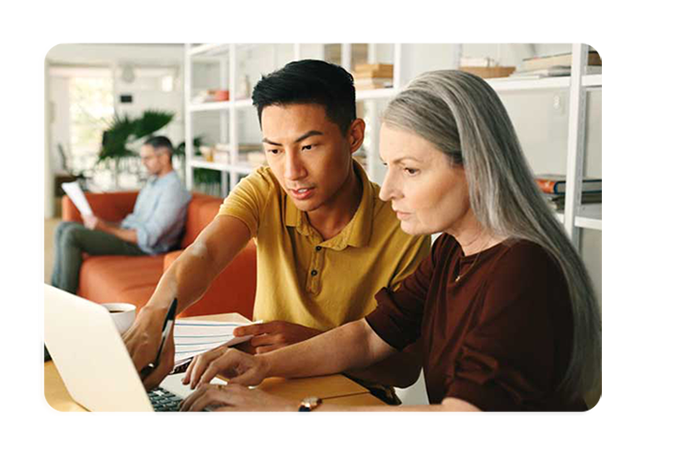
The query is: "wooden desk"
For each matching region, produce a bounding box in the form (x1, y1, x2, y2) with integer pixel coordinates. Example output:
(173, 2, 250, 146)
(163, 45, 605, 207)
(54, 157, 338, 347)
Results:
(45, 361, 89, 412)
(44, 312, 385, 411)
(44, 362, 379, 411)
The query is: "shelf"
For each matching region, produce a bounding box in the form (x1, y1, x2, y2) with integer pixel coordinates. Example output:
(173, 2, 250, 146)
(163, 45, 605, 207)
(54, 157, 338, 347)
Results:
(487, 77, 571, 92)
(187, 99, 254, 112)
(189, 159, 258, 175)
(189, 159, 231, 171)
(583, 74, 700, 88)
(356, 87, 399, 101)
(234, 98, 253, 108)
(576, 204, 700, 231)
(188, 43, 228, 57)
(232, 163, 257, 174)
(189, 101, 232, 112)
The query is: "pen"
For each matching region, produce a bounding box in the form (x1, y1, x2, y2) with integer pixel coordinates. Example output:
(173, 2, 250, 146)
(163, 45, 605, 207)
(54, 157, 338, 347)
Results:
(147, 298, 178, 372)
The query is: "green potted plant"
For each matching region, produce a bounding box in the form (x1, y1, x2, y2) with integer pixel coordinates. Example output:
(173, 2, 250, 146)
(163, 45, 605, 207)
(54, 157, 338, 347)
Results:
(98, 109, 174, 188)
(99, 109, 222, 193)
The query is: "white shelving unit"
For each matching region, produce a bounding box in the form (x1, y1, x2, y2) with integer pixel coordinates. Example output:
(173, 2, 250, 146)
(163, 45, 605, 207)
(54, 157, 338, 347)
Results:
(489, 76, 572, 92)
(564, 42, 700, 246)
(468, 42, 700, 243)
(185, 42, 700, 241)
(576, 204, 700, 231)
(185, 42, 407, 194)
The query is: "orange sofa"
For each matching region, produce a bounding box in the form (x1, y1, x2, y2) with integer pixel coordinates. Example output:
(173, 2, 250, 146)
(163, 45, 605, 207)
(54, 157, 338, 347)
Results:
(61, 191, 256, 319)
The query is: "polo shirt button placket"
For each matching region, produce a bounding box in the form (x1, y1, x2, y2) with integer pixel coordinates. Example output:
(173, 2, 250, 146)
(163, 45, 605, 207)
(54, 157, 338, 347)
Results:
(311, 247, 322, 280)
(307, 244, 323, 294)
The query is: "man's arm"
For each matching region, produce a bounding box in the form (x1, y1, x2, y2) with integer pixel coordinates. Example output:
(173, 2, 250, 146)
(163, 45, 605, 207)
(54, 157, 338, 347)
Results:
(123, 215, 252, 388)
(145, 215, 251, 313)
(103, 226, 137, 244)
(83, 215, 138, 244)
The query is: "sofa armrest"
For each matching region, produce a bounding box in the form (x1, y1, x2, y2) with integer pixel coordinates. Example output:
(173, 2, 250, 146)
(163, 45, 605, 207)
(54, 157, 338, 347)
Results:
(62, 191, 139, 223)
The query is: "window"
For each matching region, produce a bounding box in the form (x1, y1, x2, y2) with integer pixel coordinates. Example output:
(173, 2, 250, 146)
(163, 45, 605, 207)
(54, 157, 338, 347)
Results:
(50, 66, 115, 190)
(69, 75, 114, 172)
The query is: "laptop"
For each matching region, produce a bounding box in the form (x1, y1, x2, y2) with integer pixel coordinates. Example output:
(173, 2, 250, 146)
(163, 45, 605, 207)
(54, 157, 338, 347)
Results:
(44, 284, 225, 412)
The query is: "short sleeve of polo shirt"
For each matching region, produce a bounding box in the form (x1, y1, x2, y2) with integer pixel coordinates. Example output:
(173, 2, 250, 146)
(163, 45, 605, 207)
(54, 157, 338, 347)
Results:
(217, 167, 276, 237)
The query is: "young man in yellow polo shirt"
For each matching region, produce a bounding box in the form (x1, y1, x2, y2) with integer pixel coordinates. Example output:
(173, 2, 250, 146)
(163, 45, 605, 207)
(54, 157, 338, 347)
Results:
(124, 60, 430, 403)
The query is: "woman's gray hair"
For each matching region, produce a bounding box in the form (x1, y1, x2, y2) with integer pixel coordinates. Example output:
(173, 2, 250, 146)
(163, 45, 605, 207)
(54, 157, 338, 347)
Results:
(383, 69, 601, 401)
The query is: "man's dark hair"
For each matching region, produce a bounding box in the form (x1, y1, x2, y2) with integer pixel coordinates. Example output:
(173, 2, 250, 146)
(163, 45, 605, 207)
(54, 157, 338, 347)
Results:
(144, 135, 174, 160)
(252, 59, 357, 134)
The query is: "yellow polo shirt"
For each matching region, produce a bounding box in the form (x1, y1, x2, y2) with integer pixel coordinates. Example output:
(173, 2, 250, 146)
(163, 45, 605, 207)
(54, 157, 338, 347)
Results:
(218, 160, 430, 331)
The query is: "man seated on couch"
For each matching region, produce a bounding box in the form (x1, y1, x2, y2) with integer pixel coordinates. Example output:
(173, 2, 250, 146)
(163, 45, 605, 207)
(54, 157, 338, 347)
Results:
(124, 60, 430, 404)
(51, 136, 191, 295)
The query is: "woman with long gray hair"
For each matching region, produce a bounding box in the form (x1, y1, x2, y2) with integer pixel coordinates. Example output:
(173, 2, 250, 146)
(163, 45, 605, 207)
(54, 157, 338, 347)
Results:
(179, 70, 602, 412)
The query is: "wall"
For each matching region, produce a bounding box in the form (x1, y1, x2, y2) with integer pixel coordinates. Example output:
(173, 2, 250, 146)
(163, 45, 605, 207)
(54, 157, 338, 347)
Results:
(45, 44, 186, 205)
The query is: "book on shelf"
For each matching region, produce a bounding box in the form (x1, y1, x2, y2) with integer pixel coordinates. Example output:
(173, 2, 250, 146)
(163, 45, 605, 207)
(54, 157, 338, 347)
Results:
(239, 152, 267, 167)
(460, 66, 515, 79)
(198, 143, 266, 166)
(522, 50, 601, 72)
(353, 63, 393, 77)
(509, 65, 573, 78)
(460, 57, 498, 67)
(230, 144, 267, 167)
(535, 174, 700, 211)
(458, 56, 516, 79)
(353, 63, 394, 89)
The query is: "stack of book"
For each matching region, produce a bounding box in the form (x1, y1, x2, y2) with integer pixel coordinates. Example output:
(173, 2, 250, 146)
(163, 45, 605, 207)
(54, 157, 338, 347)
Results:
(459, 57, 515, 79)
(237, 143, 266, 167)
(352, 63, 393, 90)
(536, 175, 700, 211)
(509, 50, 602, 80)
(513, 45, 700, 73)
(198, 144, 268, 167)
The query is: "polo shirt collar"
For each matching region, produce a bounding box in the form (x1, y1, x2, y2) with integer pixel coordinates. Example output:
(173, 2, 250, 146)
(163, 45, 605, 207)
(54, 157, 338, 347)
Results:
(284, 159, 374, 249)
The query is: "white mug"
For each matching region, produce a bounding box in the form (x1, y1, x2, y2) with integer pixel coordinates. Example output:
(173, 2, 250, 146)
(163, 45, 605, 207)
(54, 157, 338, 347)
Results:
(102, 302, 137, 335)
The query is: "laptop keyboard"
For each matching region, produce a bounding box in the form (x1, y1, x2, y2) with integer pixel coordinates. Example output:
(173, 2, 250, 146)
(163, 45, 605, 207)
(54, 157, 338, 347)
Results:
(147, 387, 183, 412)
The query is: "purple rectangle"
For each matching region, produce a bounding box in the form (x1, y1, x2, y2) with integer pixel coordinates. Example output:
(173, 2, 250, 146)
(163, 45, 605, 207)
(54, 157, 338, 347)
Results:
(0, 61, 39, 161)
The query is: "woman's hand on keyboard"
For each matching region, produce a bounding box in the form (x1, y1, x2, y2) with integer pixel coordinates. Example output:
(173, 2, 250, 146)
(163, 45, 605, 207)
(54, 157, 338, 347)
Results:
(182, 347, 266, 389)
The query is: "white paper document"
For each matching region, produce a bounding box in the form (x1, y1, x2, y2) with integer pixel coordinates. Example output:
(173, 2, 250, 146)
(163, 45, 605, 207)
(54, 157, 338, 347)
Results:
(173, 319, 259, 368)
(61, 181, 93, 216)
